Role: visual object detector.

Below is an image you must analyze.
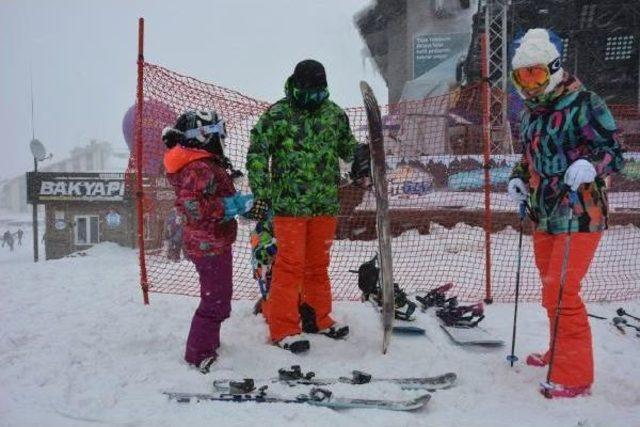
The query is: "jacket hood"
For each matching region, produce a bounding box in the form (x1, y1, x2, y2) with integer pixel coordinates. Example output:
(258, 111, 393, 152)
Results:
(163, 145, 213, 174)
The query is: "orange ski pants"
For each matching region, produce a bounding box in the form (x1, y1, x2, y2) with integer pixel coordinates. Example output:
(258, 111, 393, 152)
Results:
(262, 216, 337, 342)
(533, 231, 602, 387)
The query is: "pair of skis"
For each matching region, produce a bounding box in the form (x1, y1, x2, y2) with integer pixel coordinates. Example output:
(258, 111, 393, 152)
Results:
(212, 368, 457, 392)
(164, 367, 457, 411)
(163, 388, 431, 411)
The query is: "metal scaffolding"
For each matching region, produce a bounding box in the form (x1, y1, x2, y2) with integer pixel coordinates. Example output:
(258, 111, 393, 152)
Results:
(484, 0, 513, 154)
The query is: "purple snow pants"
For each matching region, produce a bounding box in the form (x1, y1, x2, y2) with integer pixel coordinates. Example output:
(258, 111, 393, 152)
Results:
(184, 248, 233, 366)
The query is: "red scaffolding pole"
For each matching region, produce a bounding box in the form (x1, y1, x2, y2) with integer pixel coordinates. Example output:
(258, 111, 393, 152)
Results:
(135, 18, 149, 305)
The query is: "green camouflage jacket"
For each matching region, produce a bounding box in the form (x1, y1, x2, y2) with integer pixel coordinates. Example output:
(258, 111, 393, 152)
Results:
(246, 78, 357, 216)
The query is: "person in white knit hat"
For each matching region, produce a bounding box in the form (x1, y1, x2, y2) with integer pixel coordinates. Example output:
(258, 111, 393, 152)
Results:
(507, 28, 624, 398)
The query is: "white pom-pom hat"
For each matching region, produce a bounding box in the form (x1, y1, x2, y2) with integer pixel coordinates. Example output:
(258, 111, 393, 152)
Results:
(511, 28, 564, 95)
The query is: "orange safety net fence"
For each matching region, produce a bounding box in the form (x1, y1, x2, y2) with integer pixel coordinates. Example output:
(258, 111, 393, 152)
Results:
(128, 62, 640, 302)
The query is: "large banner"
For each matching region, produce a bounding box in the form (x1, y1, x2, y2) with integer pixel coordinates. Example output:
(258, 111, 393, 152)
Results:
(413, 32, 471, 79)
(27, 172, 127, 203)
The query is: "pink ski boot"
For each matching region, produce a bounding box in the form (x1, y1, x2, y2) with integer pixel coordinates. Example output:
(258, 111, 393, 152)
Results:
(526, 352, 548, 367)
(540, 382, 591, 399)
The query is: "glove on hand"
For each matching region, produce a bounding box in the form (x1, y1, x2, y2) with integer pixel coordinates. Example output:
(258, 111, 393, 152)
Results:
(242, 199, 271, 222)
(507, 178, 528, 203)
(564, 159, 596, 191)
(223, 193, 254, 220)
(350, 143, 371, 182)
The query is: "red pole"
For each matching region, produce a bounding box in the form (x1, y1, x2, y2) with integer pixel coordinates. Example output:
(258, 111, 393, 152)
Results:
(135, 17, 150, 305)
(481, 33, 493, 304)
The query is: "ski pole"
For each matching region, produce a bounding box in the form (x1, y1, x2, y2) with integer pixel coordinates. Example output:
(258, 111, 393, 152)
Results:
(587, 313, 607, 320)
(507, 202, 527, 367)
(613, 317, 640, 332)
(617, 308, 640, 323)
(543, 191, 578, 398)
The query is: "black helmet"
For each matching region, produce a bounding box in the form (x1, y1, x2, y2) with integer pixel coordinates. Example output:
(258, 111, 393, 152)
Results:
(162, 110, 226, 156)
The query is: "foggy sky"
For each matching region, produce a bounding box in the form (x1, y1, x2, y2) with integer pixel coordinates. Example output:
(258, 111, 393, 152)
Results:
(0, 0, 387, 181)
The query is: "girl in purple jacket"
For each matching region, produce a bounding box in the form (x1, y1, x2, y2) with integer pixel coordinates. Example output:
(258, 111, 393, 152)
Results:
(163, 110, 253, 373)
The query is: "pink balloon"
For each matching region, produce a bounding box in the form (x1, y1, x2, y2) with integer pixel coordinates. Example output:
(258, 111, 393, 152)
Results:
(122, 100, 176, 175)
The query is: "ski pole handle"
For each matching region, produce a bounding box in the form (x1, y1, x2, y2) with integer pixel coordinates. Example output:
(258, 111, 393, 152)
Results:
(568, 191, 578, 207)
(617, 307, 640, 323)
(518, 202, 527, 221)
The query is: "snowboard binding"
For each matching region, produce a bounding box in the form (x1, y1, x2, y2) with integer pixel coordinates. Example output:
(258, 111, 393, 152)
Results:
(278, 365, 316, 382)
(416, 283, 454, 311)
(355, 255, 416, 321)
(392, 284, 417, 321)
(340, 370, 373, 384)
(228, 379, 257, 394)
(436, 302, 485, 328)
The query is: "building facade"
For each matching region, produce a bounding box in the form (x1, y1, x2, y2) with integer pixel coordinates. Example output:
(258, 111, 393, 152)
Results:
(26, 172, 135, 259)
(1, 140, 129, 213)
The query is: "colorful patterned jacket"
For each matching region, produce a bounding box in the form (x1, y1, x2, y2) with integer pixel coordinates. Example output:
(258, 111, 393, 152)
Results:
(510, 75, 624, 234)
(246, 78, 358, 216)
(164, 146, 237, 259)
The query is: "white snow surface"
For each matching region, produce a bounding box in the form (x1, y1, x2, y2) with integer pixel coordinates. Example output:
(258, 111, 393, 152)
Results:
(2, 229, 640, 427)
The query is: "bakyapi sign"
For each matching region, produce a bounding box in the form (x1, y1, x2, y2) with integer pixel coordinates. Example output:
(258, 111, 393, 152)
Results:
(27, 172, 127, 203)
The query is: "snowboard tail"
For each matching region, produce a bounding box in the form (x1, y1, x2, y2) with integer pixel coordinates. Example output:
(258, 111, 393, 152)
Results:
(440, 324, 505, 347)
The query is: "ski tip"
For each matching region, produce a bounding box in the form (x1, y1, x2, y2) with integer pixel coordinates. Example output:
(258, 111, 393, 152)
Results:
(444, 372, 458, 382)
(359, 81, 370, 92)
(408, 393, 432, 410)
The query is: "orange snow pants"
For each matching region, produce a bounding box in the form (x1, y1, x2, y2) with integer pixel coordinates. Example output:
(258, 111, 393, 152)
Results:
(263, 216, 337, 342)
(533, 231, 602, 388)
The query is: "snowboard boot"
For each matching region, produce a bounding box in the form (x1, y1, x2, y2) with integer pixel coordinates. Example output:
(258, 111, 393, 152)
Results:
(275, 334, 310, 354)
(194, 356, 217, 374)
(526, 352, 548, 367)
(253, 297, 265, 315)
(318, 322, 350, 340)
(540, 382, 591, 399)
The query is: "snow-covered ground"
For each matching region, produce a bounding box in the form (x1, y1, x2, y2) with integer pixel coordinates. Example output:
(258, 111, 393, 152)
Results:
(2, 224, 639, 427)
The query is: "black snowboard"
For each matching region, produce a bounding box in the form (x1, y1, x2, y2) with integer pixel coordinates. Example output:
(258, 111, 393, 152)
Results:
(359, 81, 394, 354)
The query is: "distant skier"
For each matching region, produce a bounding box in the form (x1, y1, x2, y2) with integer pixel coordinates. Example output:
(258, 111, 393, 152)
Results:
(507, 29, 624, 398)
(2, 230, 13, 251)
(247, 59, 370, 353)
(163, 208, 184, 262)
(6, 232, 14, 251)
(163, 110, 254, 373)
(16, 228, 23, 246)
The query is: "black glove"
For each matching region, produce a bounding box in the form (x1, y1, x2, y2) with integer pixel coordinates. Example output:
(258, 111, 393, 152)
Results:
(350, 143, 371, 182)
(242, 199, 271, 222)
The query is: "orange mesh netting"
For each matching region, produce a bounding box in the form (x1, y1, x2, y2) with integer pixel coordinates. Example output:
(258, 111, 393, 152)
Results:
(129, 62, 640, 303)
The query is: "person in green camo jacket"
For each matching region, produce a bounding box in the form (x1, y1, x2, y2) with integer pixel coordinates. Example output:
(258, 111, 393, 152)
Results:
(247, 59, 370, 353)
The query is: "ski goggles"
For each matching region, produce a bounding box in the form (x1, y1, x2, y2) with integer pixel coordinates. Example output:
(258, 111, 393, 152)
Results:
(183, 120, 226, 140)
(511, 57, 561, 91)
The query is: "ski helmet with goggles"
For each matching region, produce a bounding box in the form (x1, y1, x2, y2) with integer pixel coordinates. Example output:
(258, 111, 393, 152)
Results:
(511, 29, 564, 97)
(162, 110, 226, 156)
